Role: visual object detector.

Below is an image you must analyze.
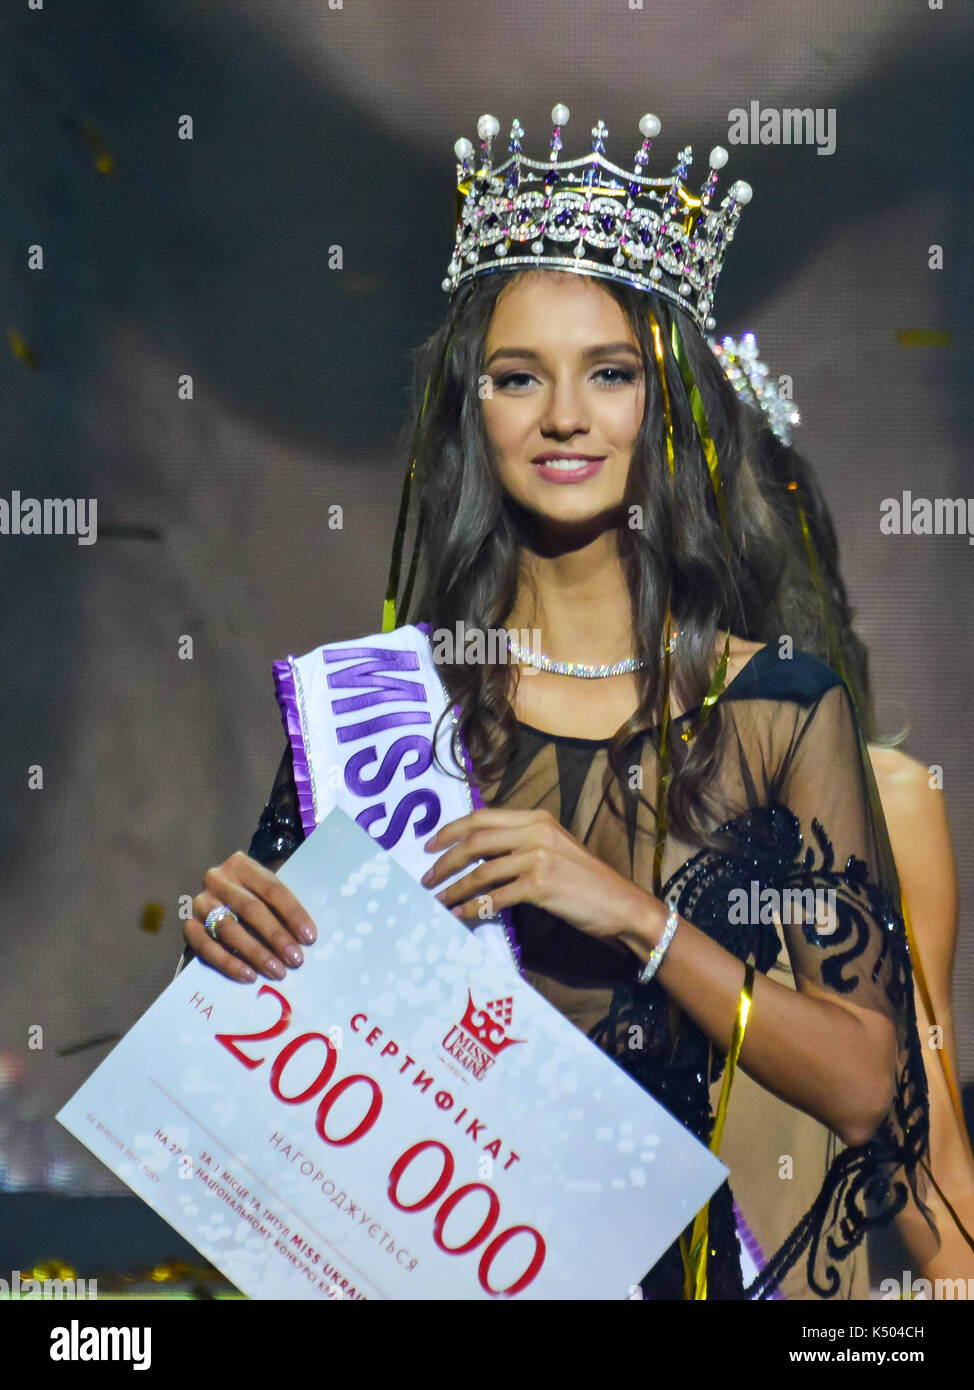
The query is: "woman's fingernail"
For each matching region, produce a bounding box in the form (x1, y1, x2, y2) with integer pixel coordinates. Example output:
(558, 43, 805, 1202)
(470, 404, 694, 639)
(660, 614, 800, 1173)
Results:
(238, 964, 257, 982)
(420, 869, 432, 885)
(264, 958, 286, 980)
(296, 921, 316, 944)
(283, 944, 303, 968)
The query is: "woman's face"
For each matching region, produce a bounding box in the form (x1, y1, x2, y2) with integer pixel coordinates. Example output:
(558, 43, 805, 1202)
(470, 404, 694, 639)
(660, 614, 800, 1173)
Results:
(480, 271, 646, 528)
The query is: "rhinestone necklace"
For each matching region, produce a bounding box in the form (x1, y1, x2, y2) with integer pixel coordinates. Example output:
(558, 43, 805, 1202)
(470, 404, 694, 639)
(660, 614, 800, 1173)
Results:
(507, 629, 683, 679)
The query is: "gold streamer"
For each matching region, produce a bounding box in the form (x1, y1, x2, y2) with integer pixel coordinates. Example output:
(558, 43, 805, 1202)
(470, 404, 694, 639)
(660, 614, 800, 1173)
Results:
(645, 308, 677, 898)
(381, 378, 428, 634)
(653, 601, 675, 898)
(667, 315, 733, 745)
(669, 319, 729, 552)
(647, 312, 675, 479)
(682, 632, 732, 746)
(140, 903, 164, 934)
(919, 1155, 974, 1257)
(789, 482, 855, 696)
(644, 310, 750, 1287)
(901, 890, 967, 1133)
(7, 327, 38, 371)
(681, 963, 755, 1299)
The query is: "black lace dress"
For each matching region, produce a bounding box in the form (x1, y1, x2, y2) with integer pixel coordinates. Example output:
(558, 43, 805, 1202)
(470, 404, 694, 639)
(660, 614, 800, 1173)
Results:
(243, 642, 934, 1300)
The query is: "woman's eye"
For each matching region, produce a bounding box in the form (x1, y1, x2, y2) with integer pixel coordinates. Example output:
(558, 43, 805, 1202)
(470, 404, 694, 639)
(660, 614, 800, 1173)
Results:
(495, 372, 536, 390)
(593, 367, 638, 386)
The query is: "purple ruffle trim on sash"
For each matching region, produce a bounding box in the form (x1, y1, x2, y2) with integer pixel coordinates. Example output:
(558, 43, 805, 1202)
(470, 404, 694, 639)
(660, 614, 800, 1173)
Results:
(416, 622, 523, 975)
(272, 656, 317, 840)
(733, 1197, 784, 1299)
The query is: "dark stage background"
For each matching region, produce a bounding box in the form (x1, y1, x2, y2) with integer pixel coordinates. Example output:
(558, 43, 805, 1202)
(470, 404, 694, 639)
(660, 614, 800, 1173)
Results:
(1, 0, 972, 1280)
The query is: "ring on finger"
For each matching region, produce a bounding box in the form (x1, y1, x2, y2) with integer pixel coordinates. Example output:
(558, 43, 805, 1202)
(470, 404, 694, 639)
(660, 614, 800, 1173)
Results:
(204, 904, 240, 941)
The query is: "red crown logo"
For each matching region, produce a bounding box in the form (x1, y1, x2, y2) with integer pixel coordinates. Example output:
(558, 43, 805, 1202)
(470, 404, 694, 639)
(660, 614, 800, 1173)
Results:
(459, 991, 524, 1058)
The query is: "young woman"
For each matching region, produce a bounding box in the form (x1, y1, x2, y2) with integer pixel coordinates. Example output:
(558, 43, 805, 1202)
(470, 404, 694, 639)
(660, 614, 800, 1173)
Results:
(181, 111, 937, 1298)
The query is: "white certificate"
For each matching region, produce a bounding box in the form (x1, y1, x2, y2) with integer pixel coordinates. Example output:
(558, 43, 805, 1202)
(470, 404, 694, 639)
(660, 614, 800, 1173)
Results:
(58, 807, 726, 1300)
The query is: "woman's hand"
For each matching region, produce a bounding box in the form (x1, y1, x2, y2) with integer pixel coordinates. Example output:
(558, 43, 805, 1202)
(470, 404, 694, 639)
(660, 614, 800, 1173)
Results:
(420, 808, 660, 941)
(184, 851, 318, 983)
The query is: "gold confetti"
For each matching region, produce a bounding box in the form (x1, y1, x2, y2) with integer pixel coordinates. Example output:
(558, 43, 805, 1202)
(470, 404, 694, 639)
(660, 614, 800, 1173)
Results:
(151, 1260, 194, 1283)
(7, 328, 38, 371)
(30, 1259, 77, 1282)
(61, 118, 116, 177)
(140, 903, 165, 934)
(896, 330, 952, 347)
(339, 274, 383, 294)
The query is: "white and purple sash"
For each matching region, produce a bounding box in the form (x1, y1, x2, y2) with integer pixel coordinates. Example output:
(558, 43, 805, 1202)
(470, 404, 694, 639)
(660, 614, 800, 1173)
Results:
(272, 622, 521, 977)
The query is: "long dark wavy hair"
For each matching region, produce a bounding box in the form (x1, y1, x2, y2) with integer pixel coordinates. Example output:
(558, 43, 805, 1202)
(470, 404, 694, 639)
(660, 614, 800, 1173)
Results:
(398, 269, 851, 849)
(744, 422, 908, 749)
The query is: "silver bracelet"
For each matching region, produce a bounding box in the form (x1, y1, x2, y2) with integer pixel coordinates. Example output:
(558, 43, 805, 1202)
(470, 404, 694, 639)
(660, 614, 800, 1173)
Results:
(636, 896, 680, 985)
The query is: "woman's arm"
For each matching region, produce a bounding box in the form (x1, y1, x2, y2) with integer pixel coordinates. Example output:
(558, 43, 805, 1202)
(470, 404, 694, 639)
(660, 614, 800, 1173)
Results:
(870, 746, 974, 1278)
(618, 682, 903, 1147)
(617, 895, 896, 1149)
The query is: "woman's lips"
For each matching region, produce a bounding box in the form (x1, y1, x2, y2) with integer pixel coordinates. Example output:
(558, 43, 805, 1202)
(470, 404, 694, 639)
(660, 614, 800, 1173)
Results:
(530, 456, 606, 483)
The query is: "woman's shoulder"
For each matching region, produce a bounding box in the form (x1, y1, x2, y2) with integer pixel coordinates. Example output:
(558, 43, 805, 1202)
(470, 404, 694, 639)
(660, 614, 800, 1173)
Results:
(868, 742, 928, 786)
(726, 637, 845, 709)
(868, 744, 948, 821)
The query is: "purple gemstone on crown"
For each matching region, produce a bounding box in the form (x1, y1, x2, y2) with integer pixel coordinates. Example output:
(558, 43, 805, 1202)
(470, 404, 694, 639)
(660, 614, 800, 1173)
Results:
(599, 213, 614, 233)
(551, 129, 562, 152)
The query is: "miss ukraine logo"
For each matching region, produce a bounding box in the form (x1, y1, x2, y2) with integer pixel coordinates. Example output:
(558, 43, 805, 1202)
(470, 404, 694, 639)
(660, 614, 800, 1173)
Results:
(442, 993, 525, 1082)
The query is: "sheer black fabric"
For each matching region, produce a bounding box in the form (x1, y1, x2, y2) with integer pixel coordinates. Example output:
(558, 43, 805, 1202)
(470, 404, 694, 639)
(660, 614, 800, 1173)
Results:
(245, 643, 935, 1299)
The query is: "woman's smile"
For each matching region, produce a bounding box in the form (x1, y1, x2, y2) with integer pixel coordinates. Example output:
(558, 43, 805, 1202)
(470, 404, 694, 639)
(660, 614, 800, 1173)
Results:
(530, 453, 606, 483)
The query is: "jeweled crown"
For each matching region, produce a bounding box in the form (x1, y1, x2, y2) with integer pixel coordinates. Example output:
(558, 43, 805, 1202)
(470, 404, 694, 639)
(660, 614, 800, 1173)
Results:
(442, 104, 753, 333)
(709, 333, 801, 445)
